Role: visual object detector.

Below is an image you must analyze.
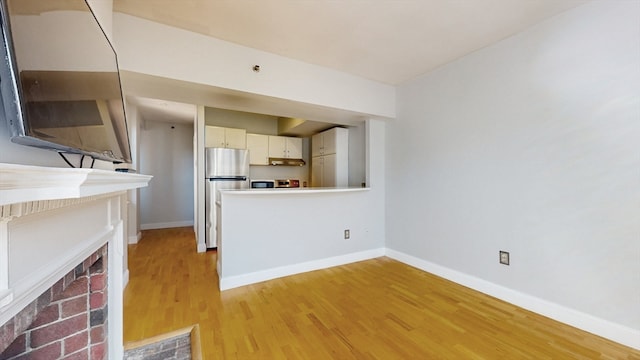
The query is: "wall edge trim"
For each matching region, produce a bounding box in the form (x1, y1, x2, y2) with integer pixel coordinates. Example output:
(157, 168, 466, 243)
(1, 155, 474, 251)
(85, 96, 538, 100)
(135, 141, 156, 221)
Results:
(220, 248, 385, 291)
(140, 221, 194, 230)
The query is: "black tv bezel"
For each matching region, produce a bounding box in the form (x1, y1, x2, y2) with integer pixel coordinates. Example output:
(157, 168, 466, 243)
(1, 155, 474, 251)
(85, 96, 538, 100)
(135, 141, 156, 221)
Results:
(0, 0, 132, 164)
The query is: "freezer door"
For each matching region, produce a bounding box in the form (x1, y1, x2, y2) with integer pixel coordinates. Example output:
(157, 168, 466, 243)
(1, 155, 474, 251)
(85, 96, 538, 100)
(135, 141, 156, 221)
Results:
(205, 178, 249, 248)
(205, 148, 250, 178)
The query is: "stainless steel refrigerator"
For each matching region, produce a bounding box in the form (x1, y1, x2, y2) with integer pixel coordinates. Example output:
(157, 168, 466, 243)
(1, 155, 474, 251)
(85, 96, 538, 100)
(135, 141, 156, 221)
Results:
(205, 147, 250, 248)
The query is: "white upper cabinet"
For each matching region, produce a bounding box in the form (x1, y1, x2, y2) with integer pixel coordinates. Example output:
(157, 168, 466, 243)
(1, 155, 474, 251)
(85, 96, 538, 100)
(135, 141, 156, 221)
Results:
(225, 128, 247, 149)
(205, 126, 247, 149)
(312, 127, 344, 157)
(246, 134, 269, 165)
(205, 126, 226, 148)
(286, 137, 302, 159)
(268, 136, 302, 159)
(268, 136, 286, 158)
(311, 132, 323, 157)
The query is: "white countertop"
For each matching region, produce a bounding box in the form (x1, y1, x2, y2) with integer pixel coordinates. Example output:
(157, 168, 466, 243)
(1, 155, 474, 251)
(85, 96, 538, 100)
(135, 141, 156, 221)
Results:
(221, 187, 370, 195)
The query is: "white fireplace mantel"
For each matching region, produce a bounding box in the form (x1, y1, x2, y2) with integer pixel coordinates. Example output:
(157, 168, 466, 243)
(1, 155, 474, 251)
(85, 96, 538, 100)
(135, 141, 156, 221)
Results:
(0, 162, 152, 358)
(0, 163, 152, 207)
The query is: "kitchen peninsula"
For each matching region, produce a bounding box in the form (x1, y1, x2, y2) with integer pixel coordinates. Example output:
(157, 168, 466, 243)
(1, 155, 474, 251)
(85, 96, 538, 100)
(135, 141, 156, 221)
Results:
(216, 186, 382, 290)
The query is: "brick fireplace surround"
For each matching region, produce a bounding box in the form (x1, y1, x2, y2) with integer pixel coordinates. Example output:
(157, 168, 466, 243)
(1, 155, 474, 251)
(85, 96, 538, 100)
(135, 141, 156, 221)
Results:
(0, 245, 108, 359)
(0, 163, 151, 360)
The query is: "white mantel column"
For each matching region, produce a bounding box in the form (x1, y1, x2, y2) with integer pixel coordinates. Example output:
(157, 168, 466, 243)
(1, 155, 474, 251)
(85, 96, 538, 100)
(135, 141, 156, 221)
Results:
(0, 163, 151, 359)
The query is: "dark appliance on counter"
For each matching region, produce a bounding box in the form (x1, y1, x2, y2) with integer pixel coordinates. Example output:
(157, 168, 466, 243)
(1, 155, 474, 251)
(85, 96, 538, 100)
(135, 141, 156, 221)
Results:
(275, 179, 300, 188)
(250, 180, 275, 189)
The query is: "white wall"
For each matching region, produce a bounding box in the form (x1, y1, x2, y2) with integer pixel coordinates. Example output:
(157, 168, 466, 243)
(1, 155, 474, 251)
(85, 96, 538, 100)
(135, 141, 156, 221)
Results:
(139, 120, 194, 229)
(113, 13, 395, 120)
(387, 0, 639, 344)
(205, 107, 279, 134)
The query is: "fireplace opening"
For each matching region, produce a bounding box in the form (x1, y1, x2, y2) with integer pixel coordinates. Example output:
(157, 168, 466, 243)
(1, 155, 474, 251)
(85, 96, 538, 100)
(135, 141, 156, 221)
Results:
(0, 245, 108, 360)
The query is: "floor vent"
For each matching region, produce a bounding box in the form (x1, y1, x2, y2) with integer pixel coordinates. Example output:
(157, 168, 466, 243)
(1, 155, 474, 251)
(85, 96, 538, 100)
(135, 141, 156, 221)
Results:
(124, 325, 201, 360)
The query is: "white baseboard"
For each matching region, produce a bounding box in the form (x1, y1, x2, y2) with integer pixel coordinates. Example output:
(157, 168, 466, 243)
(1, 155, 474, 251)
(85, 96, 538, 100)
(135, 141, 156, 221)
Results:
(128, 231, 141, 244)
(220, 248, 386, 291)
(385, 249, 640, 351)
(123, 269, 130, 289)
(140, 220, 194, 230)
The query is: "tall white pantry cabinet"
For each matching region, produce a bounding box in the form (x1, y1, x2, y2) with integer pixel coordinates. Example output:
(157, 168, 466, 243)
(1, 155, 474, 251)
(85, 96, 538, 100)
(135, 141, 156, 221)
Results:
(311, 127, 348, 187)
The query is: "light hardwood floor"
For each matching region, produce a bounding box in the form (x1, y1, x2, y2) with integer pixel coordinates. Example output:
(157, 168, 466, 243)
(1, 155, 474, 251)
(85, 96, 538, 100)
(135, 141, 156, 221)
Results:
(124, 227, 639, 359)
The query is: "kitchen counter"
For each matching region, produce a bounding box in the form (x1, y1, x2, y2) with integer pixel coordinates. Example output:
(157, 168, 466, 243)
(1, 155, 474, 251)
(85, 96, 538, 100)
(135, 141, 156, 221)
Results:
(221, 187, 369, 195)
(216, 185, 383, 291)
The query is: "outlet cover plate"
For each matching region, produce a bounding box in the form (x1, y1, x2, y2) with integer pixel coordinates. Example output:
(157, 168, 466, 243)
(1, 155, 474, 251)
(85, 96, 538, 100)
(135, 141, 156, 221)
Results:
(499, 251, 510, 265)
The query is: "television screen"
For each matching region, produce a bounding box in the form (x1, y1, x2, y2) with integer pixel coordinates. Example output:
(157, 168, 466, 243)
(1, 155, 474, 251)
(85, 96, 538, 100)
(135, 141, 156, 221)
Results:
(0, 0, 132, 163)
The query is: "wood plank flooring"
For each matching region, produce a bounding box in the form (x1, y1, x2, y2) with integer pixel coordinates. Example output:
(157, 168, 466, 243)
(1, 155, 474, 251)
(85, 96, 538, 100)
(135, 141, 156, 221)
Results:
(124, 227, 640, 359)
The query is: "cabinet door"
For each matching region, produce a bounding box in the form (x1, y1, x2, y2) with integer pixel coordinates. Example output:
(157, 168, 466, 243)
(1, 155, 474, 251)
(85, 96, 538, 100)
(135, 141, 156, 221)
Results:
(311, 133, 323, 157)
(311, 156, 323, 187)
(247, 134, 269, 165)
(225, 128, 247, 149)
(205, 126, 226, 148)
(323, 128, 338, 155)
(322, 154, 337, 187)
(286, 137, 303, 159)
(268, 136, 287, 158)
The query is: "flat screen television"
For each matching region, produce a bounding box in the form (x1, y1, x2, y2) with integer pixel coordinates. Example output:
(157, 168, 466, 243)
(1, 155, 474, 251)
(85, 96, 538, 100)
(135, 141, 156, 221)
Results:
(0, 0, 131, 164)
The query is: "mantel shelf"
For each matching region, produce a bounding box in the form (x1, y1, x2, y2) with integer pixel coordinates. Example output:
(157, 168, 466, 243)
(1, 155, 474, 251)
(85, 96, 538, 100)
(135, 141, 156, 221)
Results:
(0, 163, 152, 206)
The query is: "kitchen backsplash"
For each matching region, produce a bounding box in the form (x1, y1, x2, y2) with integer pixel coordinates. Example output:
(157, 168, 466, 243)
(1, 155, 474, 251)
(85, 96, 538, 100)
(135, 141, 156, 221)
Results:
(249, 165, 309, 186)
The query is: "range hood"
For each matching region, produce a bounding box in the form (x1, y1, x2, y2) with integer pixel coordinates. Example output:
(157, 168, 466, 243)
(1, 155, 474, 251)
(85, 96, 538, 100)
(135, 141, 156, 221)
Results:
(269, 157, 306, 166)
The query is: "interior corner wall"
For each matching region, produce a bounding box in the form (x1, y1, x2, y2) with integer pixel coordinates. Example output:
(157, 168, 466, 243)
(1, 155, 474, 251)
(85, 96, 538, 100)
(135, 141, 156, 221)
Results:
(139, 120, 194, 229)
(387, 0, 639, 335)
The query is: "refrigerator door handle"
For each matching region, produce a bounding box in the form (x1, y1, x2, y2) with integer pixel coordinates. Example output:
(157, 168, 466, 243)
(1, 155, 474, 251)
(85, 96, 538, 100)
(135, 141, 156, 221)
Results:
(208, 176, 248, 181)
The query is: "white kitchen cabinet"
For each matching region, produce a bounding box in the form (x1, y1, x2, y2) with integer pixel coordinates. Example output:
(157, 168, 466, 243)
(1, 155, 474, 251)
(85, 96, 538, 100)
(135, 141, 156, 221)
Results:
(286, 137, 303, 159)
(311, 127, 348, 187)
(268, 136, 302, 159)
(311, 127, 344, 157)
(311, 156, 322, 187)
(205, 126, 246, 149)
(312, 154, 341, 187)
(246, 133, 269, 165)
(311, 133, 323, 157)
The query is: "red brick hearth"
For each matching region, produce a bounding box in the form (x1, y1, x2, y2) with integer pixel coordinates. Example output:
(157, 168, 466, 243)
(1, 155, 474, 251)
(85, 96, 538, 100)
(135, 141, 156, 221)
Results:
(0, 245, 108, 360)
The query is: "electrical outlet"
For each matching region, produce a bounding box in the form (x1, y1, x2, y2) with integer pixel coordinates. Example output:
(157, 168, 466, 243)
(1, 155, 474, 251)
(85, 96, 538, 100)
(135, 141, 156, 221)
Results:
(499, 251, 510, 265)
(344, 229, 350, 239)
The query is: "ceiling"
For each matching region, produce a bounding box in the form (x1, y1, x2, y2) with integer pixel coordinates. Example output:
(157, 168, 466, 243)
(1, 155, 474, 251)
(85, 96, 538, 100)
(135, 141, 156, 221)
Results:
(113, 0, 589, 128)
(127, 97, 196, 124)
(113, 0, 587, 85)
